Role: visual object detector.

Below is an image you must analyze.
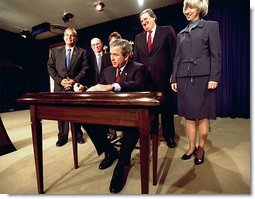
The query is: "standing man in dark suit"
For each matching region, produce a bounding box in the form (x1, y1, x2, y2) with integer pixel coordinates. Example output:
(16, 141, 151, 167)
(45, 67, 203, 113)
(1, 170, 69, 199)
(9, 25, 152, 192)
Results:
(47, 27, 90, 147)
(133, 8, 177, 148)
(89, 38, 111, 86)
(75, 39, 146, 193)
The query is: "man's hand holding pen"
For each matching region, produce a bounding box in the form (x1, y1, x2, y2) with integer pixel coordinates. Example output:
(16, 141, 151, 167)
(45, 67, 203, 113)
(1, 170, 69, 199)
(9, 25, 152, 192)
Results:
(73, 83, 87, 92)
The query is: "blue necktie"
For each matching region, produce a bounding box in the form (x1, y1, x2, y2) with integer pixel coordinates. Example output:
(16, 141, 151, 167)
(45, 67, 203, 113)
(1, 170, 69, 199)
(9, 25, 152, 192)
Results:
(66, 49, 71, 69)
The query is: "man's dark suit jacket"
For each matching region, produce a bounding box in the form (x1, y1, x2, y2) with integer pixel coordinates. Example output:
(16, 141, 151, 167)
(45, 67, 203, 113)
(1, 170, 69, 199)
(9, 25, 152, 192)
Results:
(88, 52, 112, 86)
(48, 46, 90, 92)
(133, 26, 177, 92)
(171, 19, 221, 83)
(99, 60, 146, 91)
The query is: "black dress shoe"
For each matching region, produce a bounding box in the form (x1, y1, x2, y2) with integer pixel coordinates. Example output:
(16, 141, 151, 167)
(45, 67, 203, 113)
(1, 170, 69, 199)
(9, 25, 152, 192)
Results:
(181, 148, 196, 160)
(109, 164, 126, 194)
(107, 129, 117, 141)
(99, 149, 118, 170)
(56, 138, 68, 147)
(194, 150, 205, 165)
(167, 138, 176, 148)
(77, 137, 85, 144)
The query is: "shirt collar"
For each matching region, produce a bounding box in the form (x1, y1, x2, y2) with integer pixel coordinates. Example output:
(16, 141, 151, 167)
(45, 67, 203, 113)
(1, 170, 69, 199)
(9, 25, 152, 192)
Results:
(118, 60, 128, 73)
(151, 25, 157, 33)
(66, 46, 75, 52)
(97, 52, 103, 56)
(147, 25, 156, 34)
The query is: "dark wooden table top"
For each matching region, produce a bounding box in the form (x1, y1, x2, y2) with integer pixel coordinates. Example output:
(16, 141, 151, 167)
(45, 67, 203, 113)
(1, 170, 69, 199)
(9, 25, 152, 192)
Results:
(16, 91, 163, 107)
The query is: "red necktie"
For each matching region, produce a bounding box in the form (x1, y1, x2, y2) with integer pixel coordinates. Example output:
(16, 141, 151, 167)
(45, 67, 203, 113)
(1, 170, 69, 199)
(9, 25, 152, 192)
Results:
(147, 31, 152, 53)
(115, 68, 121, 83)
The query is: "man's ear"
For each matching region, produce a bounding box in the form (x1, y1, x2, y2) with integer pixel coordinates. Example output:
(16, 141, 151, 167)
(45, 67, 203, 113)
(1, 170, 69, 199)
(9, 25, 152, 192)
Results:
(124, 53, 130, 61)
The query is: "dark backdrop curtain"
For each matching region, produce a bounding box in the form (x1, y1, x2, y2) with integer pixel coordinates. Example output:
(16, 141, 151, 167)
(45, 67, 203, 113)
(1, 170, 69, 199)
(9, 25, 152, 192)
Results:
(205, 1, 250, 118)
(0, 0, 250, 118)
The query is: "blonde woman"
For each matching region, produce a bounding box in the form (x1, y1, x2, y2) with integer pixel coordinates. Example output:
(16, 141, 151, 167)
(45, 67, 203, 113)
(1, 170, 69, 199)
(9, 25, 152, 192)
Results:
(171, 0, 221, 165)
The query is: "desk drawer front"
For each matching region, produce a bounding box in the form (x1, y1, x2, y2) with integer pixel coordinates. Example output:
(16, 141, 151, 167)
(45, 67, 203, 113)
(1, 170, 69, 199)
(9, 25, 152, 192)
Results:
(36, 105, 145, 127)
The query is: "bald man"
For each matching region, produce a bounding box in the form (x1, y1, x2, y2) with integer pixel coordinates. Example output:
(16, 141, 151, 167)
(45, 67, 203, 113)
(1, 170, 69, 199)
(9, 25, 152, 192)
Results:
(89, 37, 112, 86)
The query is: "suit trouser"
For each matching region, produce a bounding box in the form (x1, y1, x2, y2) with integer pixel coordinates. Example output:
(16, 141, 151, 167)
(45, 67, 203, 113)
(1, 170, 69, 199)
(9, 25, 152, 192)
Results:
(82, 124, 139, 166)
(158, 93, 175, 140)
(147, 71, 175, 140)
(58, 121, 83, 140)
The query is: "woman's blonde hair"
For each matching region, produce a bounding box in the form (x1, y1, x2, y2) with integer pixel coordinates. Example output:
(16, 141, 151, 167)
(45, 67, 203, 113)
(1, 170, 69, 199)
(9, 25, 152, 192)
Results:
(183, 0, 209, 17)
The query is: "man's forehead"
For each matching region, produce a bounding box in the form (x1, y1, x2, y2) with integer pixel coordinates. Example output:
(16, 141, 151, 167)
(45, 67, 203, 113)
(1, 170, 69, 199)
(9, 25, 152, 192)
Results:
(140, 12, 150, 20)
(110, 46, 121, 52)
(91, 39, 101, 45)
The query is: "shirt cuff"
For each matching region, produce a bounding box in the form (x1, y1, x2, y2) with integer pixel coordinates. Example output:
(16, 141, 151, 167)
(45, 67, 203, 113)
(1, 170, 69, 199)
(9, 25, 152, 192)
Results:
(112, 83, 121, 92)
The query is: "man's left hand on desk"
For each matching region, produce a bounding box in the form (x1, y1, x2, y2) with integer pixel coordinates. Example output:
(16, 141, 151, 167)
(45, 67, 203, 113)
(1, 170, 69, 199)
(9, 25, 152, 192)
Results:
(74, 83, 86, 92)
(87, 84, 113, 92)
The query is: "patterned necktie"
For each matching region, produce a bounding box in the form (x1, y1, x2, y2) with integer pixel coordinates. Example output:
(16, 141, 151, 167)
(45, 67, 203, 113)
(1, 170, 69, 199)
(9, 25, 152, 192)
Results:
(147, 31, 152, 53)
(66, 49, 71, 69)
(97, 53, 102, 72)
(115, 68, 121, 83)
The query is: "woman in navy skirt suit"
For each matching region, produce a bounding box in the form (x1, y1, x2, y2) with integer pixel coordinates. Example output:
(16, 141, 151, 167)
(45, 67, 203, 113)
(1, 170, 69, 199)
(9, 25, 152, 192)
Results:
(171, 0, 221, 165)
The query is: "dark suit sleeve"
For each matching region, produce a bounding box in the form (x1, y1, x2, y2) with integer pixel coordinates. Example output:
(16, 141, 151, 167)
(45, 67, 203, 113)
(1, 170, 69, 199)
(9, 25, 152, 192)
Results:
(208, 21, 221, 82)
(101, 53, 112, 69)
(171, 33, 181, 83)
(167, 26, 177, 75)
(133, 32, 145, 63)
(47, 48, 63, 86)
(133, 37, 140, 62)
(72, 49, 90, 84)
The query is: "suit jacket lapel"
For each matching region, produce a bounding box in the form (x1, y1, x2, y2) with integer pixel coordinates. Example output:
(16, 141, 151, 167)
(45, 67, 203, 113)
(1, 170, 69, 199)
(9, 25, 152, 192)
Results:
(140, 31, 150, 55)
(121, 61, 131, 82)
(94, 53, 100, 76)
(150, 27, 160, 54)
(110, 67, 116, 82)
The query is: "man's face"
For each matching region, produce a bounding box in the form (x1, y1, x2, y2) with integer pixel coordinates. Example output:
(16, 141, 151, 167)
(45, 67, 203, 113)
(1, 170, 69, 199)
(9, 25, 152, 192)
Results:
(91, 39, 103, 53)
(110, 46, 129, 68)
(140, 12, 156, 32)
(63, 29, 78, 47)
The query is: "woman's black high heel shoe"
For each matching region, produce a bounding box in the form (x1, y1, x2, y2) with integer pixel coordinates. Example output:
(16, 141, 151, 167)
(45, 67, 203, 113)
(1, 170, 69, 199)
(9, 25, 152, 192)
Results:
(194, 150, 205, 165)
(181, 148, 196, 160)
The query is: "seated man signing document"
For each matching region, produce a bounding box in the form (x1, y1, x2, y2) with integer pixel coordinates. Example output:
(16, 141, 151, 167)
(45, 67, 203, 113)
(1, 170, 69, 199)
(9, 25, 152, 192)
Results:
(74, 39, 146, 193)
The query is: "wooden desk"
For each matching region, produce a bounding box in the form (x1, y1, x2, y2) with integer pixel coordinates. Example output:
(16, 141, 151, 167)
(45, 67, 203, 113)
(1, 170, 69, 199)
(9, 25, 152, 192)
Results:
(16, 92, 162, 194)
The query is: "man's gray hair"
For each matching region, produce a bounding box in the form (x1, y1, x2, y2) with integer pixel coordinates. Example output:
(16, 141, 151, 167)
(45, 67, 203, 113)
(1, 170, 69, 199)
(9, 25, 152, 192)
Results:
(64, 27, 78, 37)
(110, 39, 132, 56)
(139, 8, 157, 21)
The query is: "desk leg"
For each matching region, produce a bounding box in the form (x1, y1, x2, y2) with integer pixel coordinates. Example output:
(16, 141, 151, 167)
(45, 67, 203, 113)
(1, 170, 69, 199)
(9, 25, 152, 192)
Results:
(30, 105, 44, 194)
(152, 114, 159, 185)
(139, 130, 150, 194)
(70, 123, 78, 169)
